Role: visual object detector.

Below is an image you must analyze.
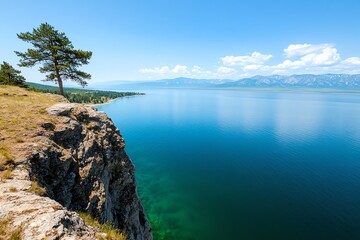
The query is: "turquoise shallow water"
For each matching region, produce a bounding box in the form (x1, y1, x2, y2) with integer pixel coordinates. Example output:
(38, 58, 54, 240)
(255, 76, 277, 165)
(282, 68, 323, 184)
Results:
(98, 89, 360, 240)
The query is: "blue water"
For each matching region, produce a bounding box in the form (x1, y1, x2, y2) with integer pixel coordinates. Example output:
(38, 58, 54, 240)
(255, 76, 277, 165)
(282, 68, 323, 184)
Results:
(98, 89, 360, 240)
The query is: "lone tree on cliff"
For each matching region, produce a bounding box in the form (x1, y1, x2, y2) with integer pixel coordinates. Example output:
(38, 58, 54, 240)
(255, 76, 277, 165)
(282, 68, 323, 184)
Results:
(15, 23, 92, 96)
(0, 61, 26, 87)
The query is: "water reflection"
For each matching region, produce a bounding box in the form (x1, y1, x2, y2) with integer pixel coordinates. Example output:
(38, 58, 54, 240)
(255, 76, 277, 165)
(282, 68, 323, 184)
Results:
(212, 90, 360, 143)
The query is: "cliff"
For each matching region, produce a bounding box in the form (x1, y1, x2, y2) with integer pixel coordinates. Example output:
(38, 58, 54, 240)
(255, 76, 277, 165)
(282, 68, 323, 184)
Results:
(0, 89, 152, 240)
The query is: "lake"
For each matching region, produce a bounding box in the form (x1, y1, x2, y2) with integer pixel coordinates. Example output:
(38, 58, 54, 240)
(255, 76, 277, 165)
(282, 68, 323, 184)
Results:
(97, 89, 360, 240)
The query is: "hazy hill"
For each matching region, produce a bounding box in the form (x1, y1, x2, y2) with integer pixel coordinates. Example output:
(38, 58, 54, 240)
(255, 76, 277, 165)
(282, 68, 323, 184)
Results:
(219, 74, 360, 88)
(92, 77, 232, 90)
(95, 74, 360, 90)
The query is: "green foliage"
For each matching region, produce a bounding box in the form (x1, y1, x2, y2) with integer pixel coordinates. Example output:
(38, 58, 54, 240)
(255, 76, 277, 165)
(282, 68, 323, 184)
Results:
(27, 82, 144, 104)
(15, 23, 92, 95)
(0, 62, 26, 87)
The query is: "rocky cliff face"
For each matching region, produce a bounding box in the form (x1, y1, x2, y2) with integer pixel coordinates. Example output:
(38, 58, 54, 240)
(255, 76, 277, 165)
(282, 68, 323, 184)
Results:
(0, 167, 103, 239)
(0, 103, 152, 240)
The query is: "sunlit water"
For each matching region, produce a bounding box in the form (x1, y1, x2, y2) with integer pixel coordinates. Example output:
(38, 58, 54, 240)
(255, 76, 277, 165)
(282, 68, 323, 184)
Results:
(98, 89, 360, 240)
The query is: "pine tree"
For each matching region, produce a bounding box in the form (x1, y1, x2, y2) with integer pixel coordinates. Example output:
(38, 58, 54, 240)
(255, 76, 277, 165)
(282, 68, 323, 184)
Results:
(0, 61, 26, 86)
(15, 23, 92, 96)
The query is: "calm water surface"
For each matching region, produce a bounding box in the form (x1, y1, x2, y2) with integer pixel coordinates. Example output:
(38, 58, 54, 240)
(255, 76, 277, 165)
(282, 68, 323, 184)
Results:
(98, 89, 360, 240)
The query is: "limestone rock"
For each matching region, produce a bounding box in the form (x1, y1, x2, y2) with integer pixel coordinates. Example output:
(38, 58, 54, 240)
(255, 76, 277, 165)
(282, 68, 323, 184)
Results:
(1, 103, 152, 240)
(0, 168, 102, 240)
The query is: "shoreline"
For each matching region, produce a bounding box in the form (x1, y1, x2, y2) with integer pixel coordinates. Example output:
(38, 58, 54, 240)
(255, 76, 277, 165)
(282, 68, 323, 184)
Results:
(90, 93, 145, 107)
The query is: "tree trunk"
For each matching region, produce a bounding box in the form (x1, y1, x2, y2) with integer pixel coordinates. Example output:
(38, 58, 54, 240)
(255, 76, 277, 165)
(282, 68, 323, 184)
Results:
(7, 73, 11, 85)
(54, 60, 64, 96)
(58, 77, 64, 96)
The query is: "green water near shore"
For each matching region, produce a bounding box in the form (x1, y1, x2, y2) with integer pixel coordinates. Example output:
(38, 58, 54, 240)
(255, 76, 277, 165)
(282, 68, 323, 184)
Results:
(98, 89, 360, 239)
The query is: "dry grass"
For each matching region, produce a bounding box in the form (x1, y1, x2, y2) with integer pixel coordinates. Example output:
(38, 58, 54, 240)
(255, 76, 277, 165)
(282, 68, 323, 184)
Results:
(15, 138, 24, 143)
(28, 180, 46, 196)
(9, 227, 22, 240)
(0, 144, 14, 170)
(0, 86, 65, 171)
(0, 218, 23, 240)
(1, 169, 12, 179)
(0, 219, 7, 236)
(78, 212, 126, 240)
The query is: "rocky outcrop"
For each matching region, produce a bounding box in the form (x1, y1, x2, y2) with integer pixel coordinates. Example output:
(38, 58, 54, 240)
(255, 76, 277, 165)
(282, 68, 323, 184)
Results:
(0, 103, 152, 239)
(0, 167, 103, 239)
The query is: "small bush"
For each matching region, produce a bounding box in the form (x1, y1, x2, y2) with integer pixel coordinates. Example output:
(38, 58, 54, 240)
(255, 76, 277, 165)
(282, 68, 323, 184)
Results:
(9, 187, 17, 192)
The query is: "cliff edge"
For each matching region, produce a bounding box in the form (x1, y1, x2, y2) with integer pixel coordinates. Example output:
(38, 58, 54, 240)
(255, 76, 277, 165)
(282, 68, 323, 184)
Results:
(0, 87, 152, 240)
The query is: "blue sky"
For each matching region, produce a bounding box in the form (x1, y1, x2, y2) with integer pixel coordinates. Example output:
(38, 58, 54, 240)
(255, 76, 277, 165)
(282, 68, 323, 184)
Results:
(1, 0, 360, 84)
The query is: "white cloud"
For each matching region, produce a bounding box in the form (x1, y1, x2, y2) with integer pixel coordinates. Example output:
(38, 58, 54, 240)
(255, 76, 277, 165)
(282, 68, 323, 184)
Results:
(139, 65, 189, 75)
(280, 43, 340, 68)
(172, 64, 188, 74)
(270, 44, 341, 74)
(221, 52, 272, 66)
(342, 57, 360, 65)
(243, 64, 264, 71)
(300, 47, 340, 65)
(284, 43, 332, 57)
(139, 43, 360, 79)
(139, 66, 170, 74)
(217, 66, 236, 74)
(192, 66, 201, 73)
(273, 59, 306, 69)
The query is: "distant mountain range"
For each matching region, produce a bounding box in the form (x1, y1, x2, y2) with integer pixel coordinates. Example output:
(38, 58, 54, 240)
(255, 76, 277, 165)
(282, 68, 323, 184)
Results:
(93, 74, 360, 90)
(219, 74, 360, 88)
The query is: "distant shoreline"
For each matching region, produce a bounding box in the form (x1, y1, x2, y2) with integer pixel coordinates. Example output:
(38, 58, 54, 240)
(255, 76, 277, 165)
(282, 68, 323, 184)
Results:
(26, 82, 145, 104)
(91, 93, 145, 107)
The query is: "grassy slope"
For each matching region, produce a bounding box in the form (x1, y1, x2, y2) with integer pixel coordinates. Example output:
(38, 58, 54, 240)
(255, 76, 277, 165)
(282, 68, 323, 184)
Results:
(0, 86, 127, 239)
(0, 86, 64, 172)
